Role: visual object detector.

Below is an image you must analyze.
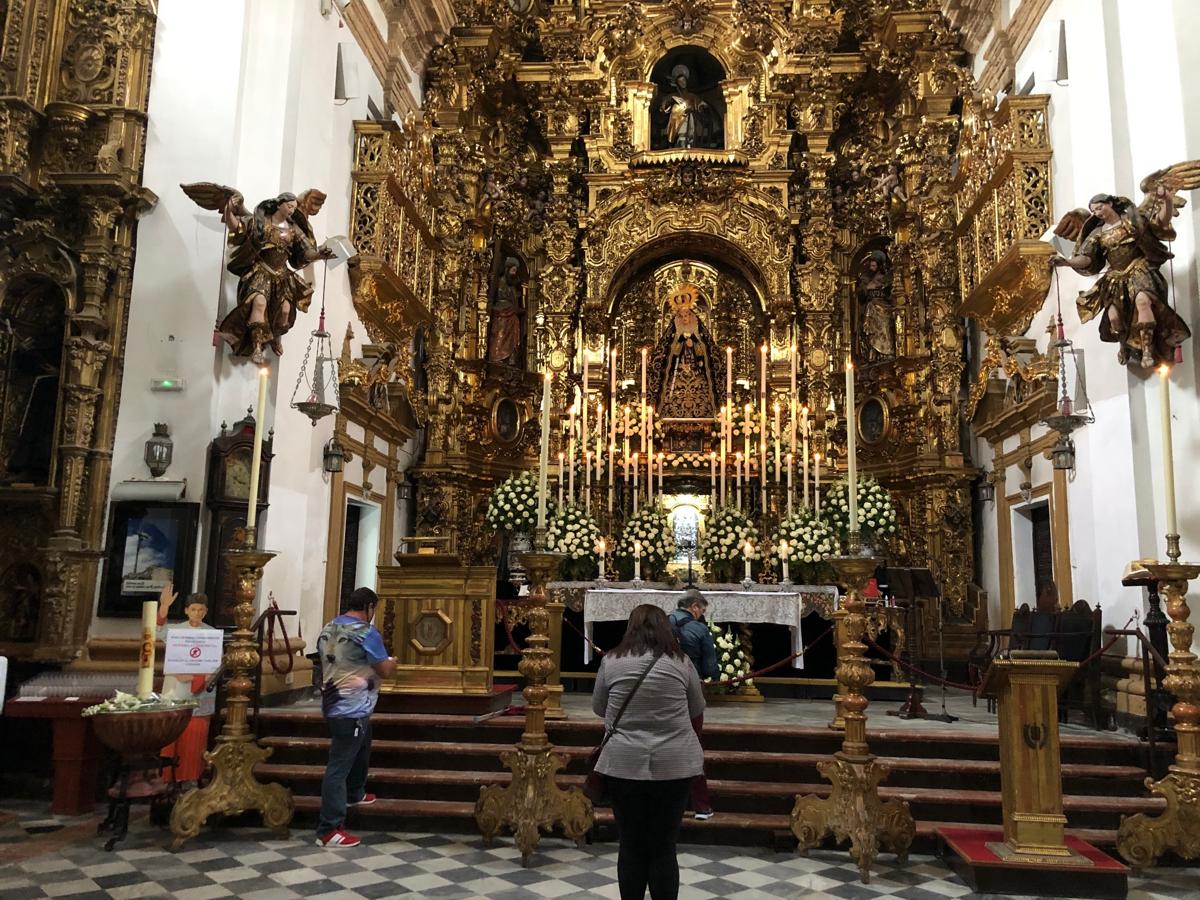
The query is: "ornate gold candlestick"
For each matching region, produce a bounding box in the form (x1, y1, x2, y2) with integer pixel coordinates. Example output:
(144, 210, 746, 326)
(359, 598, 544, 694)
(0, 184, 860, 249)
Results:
(791, 543, 914, 883)
(476, 550, 592, 864)
(1117, 556, 1200, 870)
(170, 528, 293, 850)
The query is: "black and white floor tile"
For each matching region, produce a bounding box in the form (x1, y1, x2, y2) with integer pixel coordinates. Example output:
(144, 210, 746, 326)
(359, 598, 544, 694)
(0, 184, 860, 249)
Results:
(0, 804, 1195, 899)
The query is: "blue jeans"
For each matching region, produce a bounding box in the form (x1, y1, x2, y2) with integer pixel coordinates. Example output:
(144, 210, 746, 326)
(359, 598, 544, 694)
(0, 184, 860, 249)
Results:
(317, 716, 372, 834)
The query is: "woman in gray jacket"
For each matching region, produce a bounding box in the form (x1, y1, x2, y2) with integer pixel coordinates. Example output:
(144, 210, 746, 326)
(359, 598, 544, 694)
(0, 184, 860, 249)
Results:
(592, 604, 705, 900)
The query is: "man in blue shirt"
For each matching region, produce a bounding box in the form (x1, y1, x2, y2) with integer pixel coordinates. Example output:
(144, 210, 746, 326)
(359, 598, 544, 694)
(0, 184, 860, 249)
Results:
(669, 589, 718, 819)
(315, 587, 396, 847)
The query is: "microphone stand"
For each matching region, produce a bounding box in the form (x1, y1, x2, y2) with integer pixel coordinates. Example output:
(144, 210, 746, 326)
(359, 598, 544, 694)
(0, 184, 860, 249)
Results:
(924, 589, 958, 723)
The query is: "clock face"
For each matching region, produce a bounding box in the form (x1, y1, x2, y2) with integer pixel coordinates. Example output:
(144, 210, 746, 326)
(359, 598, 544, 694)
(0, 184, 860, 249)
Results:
(225, 451, 252, 500)
(859, 397, 887, 444)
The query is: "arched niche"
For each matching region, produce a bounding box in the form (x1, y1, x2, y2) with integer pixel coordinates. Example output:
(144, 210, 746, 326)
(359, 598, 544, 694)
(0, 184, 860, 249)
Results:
(0, 276, 67, 486)
(483, 248, 529, 370)
(648, 46, 727, 151)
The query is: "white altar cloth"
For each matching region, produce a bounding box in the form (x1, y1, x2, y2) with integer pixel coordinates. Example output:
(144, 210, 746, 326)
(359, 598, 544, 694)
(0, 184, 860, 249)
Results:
(581, 584, 838, 669)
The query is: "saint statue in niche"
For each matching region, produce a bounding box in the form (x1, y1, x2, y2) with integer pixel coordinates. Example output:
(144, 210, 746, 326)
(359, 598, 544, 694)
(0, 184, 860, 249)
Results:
(856, 250, 894, 363)
(650, 283, 724, 420)
(1053, 161, 1199, 369)
(487, 257, 526, 367)
(650, 49, 725, 151)
(182, 183, 336, 365)
(1, 281, 64, 485)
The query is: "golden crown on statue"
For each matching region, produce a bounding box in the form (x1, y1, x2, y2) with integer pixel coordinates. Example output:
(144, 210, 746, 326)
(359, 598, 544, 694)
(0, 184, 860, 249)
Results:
(668, 282, 700, 313)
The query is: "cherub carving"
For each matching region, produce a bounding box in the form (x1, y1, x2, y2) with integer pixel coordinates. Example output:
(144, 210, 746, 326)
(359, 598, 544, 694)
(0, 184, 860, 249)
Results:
(1053, 162, 1199, 369)
(182, 183, 334, 364)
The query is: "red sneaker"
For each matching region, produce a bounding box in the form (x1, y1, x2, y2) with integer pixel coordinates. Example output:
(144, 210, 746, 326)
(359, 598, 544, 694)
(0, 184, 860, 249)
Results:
(349, 792, 377, 806)
(316, 827, 362, 848)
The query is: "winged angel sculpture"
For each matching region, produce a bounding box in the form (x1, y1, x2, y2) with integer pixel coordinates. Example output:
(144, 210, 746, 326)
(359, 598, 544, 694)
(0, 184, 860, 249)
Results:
(182, 183, 335, 364)
(1052, 162, 1198, 369)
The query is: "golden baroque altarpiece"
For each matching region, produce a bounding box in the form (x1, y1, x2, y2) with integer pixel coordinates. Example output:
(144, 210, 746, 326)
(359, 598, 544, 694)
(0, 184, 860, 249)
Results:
(0, 0, 157, 661)
(343, 0, 1058, 646)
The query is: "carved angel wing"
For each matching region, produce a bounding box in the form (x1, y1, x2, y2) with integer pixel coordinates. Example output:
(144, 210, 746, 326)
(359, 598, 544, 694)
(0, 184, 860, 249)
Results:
(1053, 208, 1091, 243)
(1137, 160, 1200, 218)
(180, 182, 248, 218)
(292, 188, 327, 240)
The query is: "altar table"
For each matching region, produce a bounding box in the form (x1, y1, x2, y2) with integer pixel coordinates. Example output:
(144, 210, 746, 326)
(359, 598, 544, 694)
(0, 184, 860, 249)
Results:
(581, 584, 838, 668)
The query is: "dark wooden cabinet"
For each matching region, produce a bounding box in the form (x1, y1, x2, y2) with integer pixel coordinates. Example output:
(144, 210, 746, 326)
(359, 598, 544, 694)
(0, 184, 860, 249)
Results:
(202, 413, 272, 625)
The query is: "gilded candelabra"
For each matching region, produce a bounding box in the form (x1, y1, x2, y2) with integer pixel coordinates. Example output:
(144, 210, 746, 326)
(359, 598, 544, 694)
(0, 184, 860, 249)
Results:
(475, 550, 593, 864)
(170, 527, 293, 850)
(1116, 543, 1200, 870)
(791, 540, 915, 883)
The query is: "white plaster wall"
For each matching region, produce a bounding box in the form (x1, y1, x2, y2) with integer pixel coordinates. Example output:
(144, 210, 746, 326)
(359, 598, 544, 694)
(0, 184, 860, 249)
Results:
(97, 0, 388, 645)
(974, 0, 1200, 649)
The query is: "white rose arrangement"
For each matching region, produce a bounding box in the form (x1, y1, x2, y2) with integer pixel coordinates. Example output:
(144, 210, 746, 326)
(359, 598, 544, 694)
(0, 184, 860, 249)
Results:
(824, 477, 897, 550)
(705, 622, 752, 694)
(485, 472, 544, 533)
(698, 505, 758, 583)
(774, 510, 838, 584)
(546, 505, 602, 580)
(617, 506, 675, 580)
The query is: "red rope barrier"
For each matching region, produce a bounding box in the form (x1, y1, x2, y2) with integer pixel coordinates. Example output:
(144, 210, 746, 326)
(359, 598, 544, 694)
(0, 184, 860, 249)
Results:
(563, 616, 836, 688)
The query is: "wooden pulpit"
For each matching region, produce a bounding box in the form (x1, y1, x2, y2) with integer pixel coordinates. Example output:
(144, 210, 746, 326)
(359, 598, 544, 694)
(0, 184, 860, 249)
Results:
(375, 554, 501, 710)
(979, 651, 1078, 860)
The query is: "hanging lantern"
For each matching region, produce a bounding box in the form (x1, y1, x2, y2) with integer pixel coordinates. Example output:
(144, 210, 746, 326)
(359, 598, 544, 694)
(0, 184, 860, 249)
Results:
(323, 436, 350, 474)
(977, 470, 995, 504)
(1051, 435, 1077, 472)
(291, 263, 340, 425)
(144, 423, 174, 477)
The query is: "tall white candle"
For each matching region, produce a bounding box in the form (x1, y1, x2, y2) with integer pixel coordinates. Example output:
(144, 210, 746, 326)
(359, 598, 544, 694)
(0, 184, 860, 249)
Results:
(585, 450, 592, 514)
(632, 452, 640, 514)
(657, 451, 664, 497)
(736, 452, 743, 511)
(710, 450, 717, 508)
(787, 452, 794, 518)
(568, 404, 576, 504)
(597, 538, 606, 581)
(582, 352, 589, 458)
(558, 450, 565, 507)
(646, 405, 654, 503)
(759, 345, 768, 488)
(719, 408, 727, 506)
(773, 400, 782, 483)
(814, 451, 822, 517)
(640, 347, 648, 456)
(245, 366, 269, 531)
(622, 404, 630, 477)
(537, 371, 552, 532)
(743, 403, 751, 470)
(1159, 365, 1179, 537)
(790, 340, 797, 458)
(743, 540, 753, 582)
(801, 406, 810, 508)
(633, 540, 642, 581)
(595, 405, 604, 479)
(846, 357, 858, 534)
(610, 347, 617, 446)
(780, 539, 790, 583)
(136, 599, 157, 698)
(608, 443, 616, 514)
(725, 345, 734, 411)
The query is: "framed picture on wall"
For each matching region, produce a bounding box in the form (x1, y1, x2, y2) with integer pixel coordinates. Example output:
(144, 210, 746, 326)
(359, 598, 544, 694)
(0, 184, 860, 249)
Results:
(99, 501, 200, 618)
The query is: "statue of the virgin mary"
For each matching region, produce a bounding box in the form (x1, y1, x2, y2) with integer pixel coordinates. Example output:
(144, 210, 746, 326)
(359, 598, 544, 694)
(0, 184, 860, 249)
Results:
(649, 283, 724, 420)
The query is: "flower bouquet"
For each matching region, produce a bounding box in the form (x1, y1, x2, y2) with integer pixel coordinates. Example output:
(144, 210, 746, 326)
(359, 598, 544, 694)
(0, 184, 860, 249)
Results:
(698, 505, 758, 583)
(823, 477, 897, 552)
(774, 510, 838, 584)
(616, 506, 674, 581)
(705, 622, 752, 694)
(485, 472, 544, 533)
(546, 505, 602, 580)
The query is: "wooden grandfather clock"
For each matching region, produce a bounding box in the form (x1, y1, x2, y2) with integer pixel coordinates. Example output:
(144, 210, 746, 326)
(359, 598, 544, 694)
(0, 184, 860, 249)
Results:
(203, 412, 273, 626)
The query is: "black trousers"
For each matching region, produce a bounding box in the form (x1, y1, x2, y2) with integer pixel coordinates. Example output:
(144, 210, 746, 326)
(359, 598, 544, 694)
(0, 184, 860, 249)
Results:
(608, 776, 692, 900)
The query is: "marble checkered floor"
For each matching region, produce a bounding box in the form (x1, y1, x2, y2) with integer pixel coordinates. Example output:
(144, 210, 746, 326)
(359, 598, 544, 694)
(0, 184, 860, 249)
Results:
(1, 803, 1198, 899)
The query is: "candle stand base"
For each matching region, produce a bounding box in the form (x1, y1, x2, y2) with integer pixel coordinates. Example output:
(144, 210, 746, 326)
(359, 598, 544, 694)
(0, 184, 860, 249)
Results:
(793, 551, 914, 883)
(170, 533, 292, 850)
(1116, 559, 1200, 870)
(476, 551, 592, 865)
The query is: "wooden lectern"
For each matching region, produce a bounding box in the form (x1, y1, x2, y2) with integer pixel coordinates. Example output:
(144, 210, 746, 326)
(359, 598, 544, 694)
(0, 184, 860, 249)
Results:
(938, 652, 1128, 898)
(981, 652, 1078, 860)
(375, 554, 510, 714)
